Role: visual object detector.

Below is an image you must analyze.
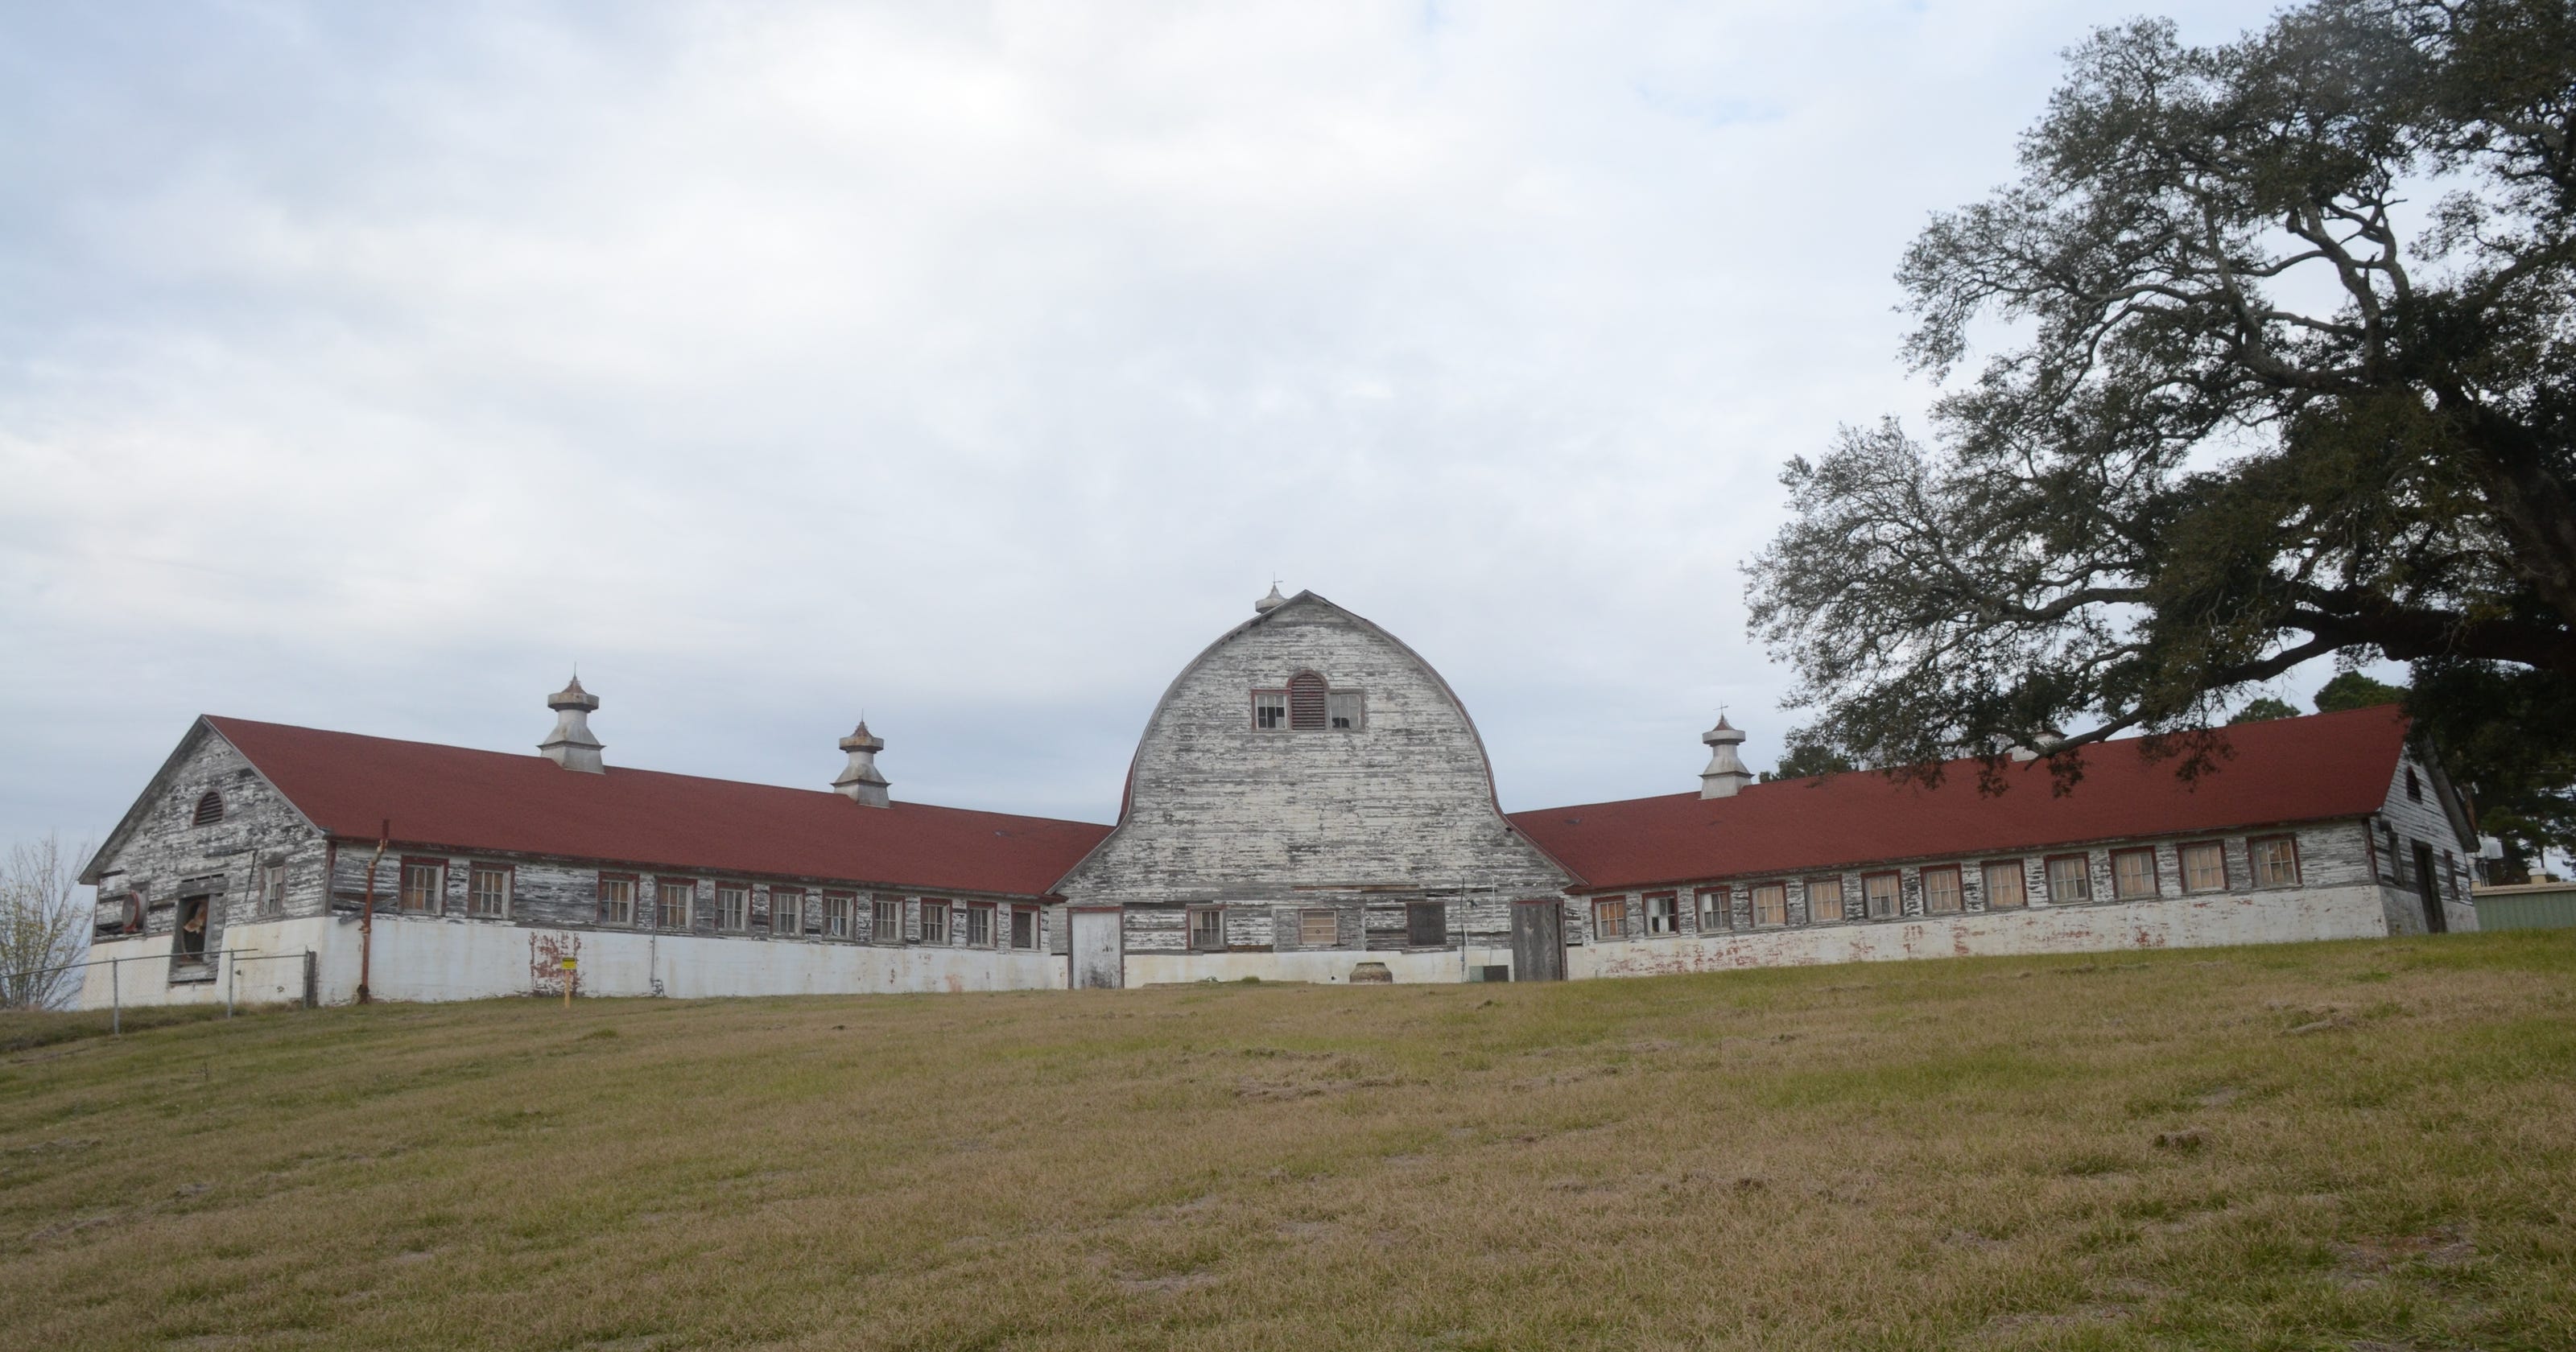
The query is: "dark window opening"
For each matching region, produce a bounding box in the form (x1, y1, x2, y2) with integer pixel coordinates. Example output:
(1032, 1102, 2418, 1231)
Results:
(1010, 905, 1038, 950)
(176, 895, 210, 957)
(192, 791, 225, 827)
(1406, 901, 1447, 947)
(2405, 766, 2423, 802)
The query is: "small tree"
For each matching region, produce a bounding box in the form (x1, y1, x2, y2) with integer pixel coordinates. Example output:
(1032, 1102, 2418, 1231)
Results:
(2229, 697, 2302, 724)
(1, 834, 94, 1010)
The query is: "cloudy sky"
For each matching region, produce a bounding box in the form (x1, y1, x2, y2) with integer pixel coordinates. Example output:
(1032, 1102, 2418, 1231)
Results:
(2, 0, 2306, 849)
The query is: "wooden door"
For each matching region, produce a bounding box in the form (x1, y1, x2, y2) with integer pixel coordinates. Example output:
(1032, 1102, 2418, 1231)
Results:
(2413, 843, 2447, 934)
(1070, 908, 1124, 989)
(1510, 898, 1564, 981)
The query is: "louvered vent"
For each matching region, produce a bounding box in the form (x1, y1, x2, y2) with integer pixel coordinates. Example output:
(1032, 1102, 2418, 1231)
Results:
(1287, 671, 1327, 729)
(192, 791, 225, 826)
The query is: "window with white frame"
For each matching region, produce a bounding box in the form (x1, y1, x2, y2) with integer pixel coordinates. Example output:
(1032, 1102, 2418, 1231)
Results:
(770, 888, 803, 937)
(717, 884, 749, 932)
(966, 902, 995, 946)
(1644, 892, 1680, 935)
(655, 878, 693, 930)
(1805, 876, 1843, 924)
(1298, 908, 1338, 946)
(1980, 861, 2025, 909)
(259, 864, 287, 917)
(2180, 842, 2227, 892)
(824, 893, 853, 938)
(1751, 883, 1789, 927)
(1922, 865, 1963, 914)
(2249, 836, 2301, 888)
(1698, 886, 1732, 930)
(401, 859, 444, 913)
(1591, 897, 1629, 942)
(2046, 855, 2091, 904)
(1189, 906, 1225, 950)
(469, 865, 511, 918)
(920, 900, 950, 943)
(597, 875, 636, 925)
(1863, 872, 1901, 919)
(872, 897, 902, 943)
(1253, 691, 1288, 730)
(2111, 848, 2158, 900)
(1327, 691, 1364, 730)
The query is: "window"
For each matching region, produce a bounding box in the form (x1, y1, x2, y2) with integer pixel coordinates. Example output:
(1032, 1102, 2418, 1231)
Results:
(597, 875, 636, 925)
(824, 893, 853, 938)
(771, 888, 803, 937)
(656, 878, 694, 930)
(1327, 691, 1364, 731)
(2249, 836, 2301, 888)
(966, 901, 995, 946)
(1644, 892, 1680, 935)
(2111, 849, 2158, 901)
(717, 884, 749, 932)
(400, 860, 444, 913)
(1981, 861, 2026, 909)
(2046, 855, 2092, 904)
(1751, 883, 1789, 928)
(1806, 877, 1843, 924)
(469, 865, 512, 918)
(1922, 866, 1963, 914)
(1406, 901, 1447, 946)
(1864, 872, 1901, 920)
(920, 900, 950, 944)
(1253, 691, 1288, 729)
(1190, 906, 1226, 951)
(1698, 887, 1732, 931)
(1287, 671, 1328, 729)
(259, 864, 287, 918)
(1592, 897, 1629, 942)
(2180, 842, 2227, 893)
(1299, 909, 1339, 946)
(192, 790, 225, 826)
(1010, 905, 1038, 950)
(2405, 766, 2422, 802)
(872, 897, 902, 943)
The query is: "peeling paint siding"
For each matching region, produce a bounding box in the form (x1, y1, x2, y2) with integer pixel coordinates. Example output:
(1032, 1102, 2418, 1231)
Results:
(84, 731, 329, 962)
(2369, 749, 2482, 934)
(1056, 600, 1570, 913)
(1125, 949, 1470, 986)
(1571, 882, 2399, 979)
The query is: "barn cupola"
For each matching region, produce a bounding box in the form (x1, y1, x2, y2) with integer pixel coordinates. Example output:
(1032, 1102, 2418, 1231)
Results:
(1255, 583, 1288, 614)
(539, 675, 605, 773)
(833, 721, 891, 807)
(1699, 715, 1753, 799)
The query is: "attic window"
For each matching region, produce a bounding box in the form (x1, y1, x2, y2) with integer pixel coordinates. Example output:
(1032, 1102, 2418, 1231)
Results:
(192, 791, 225, 826)
(2406, 767, 2422, 802)
(1252, 673, 1364, 732)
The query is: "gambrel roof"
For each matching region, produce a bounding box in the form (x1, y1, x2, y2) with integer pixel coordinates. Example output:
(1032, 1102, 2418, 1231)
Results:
(138, 716, 1111, 897)
(1510, 706, 2452, 892)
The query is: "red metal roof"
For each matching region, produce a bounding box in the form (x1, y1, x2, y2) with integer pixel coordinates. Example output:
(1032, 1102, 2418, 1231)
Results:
(1509, 707, 2409, 892)
(206, 716, 1111, 897)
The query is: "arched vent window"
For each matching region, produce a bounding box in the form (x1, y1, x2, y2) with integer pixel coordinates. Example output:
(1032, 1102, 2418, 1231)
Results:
(192, 790, 225, 826)
(1286, 671, 1328, 730)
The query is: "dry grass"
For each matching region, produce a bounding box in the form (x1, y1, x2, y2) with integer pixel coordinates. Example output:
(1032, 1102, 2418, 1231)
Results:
(2, 932, 2571, 1351)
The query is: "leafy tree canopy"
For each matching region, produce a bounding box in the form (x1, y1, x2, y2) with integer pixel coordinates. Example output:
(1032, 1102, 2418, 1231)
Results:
(2314, 670, 2410, 711)
(1747, 0, 2576, 859)
(2230, 696, 2303, 723)
(1761, 738, 1861, 781)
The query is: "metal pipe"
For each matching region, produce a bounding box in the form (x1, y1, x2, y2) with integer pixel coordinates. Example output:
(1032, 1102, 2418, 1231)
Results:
(225, 948, 235, 1019)
(110, 956, 119, 1037)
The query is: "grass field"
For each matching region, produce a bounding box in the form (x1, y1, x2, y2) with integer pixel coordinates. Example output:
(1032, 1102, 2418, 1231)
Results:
(2, 933, 2571, 1351)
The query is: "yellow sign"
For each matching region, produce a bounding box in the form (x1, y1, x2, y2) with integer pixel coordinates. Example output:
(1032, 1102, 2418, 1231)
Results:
(560, 958, 576, 971)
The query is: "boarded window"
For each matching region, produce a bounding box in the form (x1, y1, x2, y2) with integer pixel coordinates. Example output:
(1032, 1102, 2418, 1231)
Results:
(597, 876, 636, 925)
(469, 865, 510, 917)
(1922, 866, 1963, 914)
(824, 893, 853, 938)
(920, 901, 950, 944)
(1190, 907, 1225, 951)
(1327, 691, 1364, 731)
(2111, 849, 2158, 900)
(2405, 767, 2422, 801)
(1287, 671, 1328, 729)
(260, 864, 287, 918)
(1750, 883, 1788, 927)
(192, 791, 224, 826)
(1298, 909, 1339, 946)
(1697, 886, 1732, 930)
(2179, 842, 2227, 892)
(1981, 861, 2025, 909)
(1642, 892, 1679, 934)
(1591, 897, 1629, 942)
(400, 860, 444, 913)
(1406, 902, 1447, 946)
(771, 889, 803, 936)
(1010, 905, 1038, 950)
(655, 878, 693, 930)
(1863, 872, 1901, 919)
(1253, 691, 1287, 730)
(966, 902, 995, 946)
(717, 884, 749, 932)
(2046, 855, 2091, 904)
(872, 897, 902, 943)
(1805, 876, 1843, 924)
(2249, 836, 2301, 888)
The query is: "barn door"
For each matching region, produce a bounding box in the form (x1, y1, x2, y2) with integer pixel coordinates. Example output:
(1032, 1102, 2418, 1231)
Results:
(1069, 908, 1124, 989)
(1510, 899, 1564, 981)
(2413, 843, 2447, 934)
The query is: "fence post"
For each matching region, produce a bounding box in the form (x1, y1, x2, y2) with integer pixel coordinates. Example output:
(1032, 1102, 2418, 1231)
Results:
(303, 950, 316, 1010)
(225, 950, 235, 1019)
(110, 956, 120, 1037)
